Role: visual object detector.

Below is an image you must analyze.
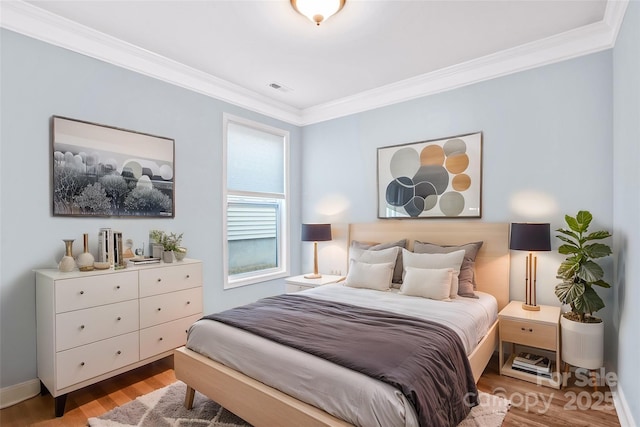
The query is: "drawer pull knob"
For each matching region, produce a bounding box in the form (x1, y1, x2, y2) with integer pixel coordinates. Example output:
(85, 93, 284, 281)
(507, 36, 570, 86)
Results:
(157, 278, 162, 282)
(80, 325, 85, 330)
(79, 291, 84, 295)
(116, 350, 122, 355)
(157, 308, 162, 311)
(116, 285, 121, 289)
(80, 362, 85, 367)
(520, 327, 533, 332)
(117, 317, 122, 321)
(159, 337, 163, 341)
(186, 274, 190, 279)
(186, 301, 191, 305)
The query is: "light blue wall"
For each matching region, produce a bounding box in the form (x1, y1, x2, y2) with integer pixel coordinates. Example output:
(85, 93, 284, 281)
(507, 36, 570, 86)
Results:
(0, 29, 302, 388)
(1, 16, 636, 425)
(301, 50, 617, 363)
(613, 1, 640, 425)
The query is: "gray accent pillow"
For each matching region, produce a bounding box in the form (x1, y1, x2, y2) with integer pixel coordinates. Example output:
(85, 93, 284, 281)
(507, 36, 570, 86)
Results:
(413, 241, 484, 298)
(350, 239, 407, 287)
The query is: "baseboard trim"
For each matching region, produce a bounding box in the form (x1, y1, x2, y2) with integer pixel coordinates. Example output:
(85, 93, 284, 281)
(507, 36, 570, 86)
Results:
(0, 378, 40, 409)
(611, 382, 636, 427)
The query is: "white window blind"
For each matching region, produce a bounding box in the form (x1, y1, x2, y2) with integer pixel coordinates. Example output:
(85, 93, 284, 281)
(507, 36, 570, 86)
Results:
(223, 115, 289, 288)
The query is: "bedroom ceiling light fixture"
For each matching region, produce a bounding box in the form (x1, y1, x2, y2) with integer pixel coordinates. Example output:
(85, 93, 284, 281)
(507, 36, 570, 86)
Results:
(301, 223, 332, 279)
(291, 0, 346, 26)
(510, 223, 551, 311)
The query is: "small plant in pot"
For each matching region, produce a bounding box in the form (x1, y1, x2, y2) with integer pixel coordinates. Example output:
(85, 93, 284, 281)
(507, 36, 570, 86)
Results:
(149, 230, 183, 263)
(555, 210, 612, 370)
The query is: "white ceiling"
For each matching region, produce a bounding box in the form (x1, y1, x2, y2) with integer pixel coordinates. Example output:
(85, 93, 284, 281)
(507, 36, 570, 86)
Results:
(1, 1, 628, 125)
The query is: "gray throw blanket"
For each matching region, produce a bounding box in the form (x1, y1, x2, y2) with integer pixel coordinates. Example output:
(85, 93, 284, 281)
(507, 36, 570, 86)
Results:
(203, 294, 478, 427)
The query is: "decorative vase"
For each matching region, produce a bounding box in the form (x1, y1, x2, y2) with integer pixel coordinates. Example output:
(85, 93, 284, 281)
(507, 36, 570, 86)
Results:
(76, 233, 95, 271)
(163, 250, 174, 263)
(58, 239, 76, 272)
(174, 247, 187, 261)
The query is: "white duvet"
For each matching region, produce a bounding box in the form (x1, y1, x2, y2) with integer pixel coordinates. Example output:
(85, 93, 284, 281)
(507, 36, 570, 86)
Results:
(186, 284, 498, 427)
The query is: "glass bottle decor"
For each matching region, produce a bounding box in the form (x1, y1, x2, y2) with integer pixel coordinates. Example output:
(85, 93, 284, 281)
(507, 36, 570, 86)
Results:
(76, 233, 95, 271)
(58, 239, 76, 272)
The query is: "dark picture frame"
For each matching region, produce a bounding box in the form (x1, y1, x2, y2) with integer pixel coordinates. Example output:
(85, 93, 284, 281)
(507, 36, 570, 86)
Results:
(51, 116, 175, 217)
(377, 132, 482, 219)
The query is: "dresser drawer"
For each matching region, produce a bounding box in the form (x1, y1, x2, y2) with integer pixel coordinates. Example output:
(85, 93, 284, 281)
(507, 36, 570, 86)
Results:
(140, 314, 201, 360)
(500, 318, 557, 350)
(139, 287, 202, 329)
(56, 331, 139, 389)
(55, 272, 138, 313)
(55, 300, 139, 351)
(139, 263, 202, 297)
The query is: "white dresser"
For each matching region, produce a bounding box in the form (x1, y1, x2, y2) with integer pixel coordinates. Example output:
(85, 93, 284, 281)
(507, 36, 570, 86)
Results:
(35, 259, 203, 416)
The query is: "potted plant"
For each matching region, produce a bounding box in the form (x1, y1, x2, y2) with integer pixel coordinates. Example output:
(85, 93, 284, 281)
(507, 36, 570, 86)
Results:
(149, 230, 183, 263)
(554, 210, 612, 370)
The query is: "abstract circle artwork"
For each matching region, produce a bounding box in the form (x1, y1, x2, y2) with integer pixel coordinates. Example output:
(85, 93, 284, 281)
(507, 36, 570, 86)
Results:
(377, 132, 482, 218)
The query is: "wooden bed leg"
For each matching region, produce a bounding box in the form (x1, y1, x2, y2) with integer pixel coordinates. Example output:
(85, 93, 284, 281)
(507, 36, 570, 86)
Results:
(184, 385, 196, 409)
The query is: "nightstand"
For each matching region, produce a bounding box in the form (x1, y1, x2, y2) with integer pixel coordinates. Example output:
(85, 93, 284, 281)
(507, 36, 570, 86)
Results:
(499, 300, 562, 389)
(285, 274, 343, 293)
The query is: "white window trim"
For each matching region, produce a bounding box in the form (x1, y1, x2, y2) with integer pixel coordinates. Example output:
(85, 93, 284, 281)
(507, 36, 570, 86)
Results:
(222, 113, 290, 289)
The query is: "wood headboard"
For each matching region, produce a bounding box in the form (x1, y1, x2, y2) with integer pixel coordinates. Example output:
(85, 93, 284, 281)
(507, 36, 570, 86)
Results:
(348, 221, 510, 311)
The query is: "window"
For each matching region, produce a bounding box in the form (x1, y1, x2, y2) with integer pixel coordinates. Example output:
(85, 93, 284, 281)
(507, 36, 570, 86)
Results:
(223, 114, 289, 288)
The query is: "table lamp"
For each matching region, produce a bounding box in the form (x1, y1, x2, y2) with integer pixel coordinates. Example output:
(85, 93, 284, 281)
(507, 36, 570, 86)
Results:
(301, 223, 332, 279)
(509, 223, 551, 311)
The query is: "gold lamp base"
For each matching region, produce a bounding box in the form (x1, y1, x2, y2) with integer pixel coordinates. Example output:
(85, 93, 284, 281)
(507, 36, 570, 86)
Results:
(304, 273, 322, 279)
(522, 303, 541, 311)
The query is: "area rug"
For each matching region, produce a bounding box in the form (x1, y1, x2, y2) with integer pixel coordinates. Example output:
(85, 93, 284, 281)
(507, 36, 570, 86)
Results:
(88, 381, 510, 427)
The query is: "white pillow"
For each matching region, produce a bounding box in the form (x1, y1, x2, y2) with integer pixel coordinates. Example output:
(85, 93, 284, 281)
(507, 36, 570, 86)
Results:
(400, 267, 453, 301)
(402, 248, 466, 298)
(350, 245, 399, 265)
(344, 260, 394, 291)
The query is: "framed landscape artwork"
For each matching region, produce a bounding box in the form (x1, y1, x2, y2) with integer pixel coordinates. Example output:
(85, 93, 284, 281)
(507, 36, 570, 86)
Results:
(52, 116, 175, 217)
(377, 132, 482, 219)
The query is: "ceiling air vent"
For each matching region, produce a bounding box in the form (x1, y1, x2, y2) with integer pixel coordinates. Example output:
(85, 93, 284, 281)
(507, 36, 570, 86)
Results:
(268, 82, 293, 93)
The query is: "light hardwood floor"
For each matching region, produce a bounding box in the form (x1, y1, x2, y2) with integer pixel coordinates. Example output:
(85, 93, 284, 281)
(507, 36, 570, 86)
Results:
(0, 354, 621, 426)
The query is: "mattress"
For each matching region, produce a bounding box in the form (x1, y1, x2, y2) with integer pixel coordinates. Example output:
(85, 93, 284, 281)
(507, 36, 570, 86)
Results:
(186, 284, 498, 427)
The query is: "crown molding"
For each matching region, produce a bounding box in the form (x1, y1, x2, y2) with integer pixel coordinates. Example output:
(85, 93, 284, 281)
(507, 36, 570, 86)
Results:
(0, 1, 304, 126)
(302, 0, 629, 125)
(1, 0, 629, 127)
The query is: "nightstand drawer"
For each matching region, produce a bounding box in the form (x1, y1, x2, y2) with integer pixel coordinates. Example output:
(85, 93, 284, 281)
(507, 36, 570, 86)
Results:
(286, 284, 312, 293)
(500, 319, 556, 350)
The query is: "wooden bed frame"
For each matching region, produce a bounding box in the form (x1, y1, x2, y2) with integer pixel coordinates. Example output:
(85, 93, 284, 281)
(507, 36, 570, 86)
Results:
(174, 221, 510, 427)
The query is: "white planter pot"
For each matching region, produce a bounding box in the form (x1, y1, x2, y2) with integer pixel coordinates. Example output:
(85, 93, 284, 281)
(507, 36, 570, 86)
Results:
(560, 315, 604, 369)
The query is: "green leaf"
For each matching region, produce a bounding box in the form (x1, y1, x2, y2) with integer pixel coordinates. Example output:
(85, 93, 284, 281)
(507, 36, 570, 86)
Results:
(564, 215, 581, 233)
(577, 260, 604, 283)
(557, 258, 580, 279)
(585, 230, 611, 241)
(556, 234, 577, 245)
(583, 243, 612, 259)
(558, 244, 580, 255)
(556, 228, 580, 241)
(575, 211, 593, 232)
(572, 285, 605, 315)
(555, 281, 585, 305)
(591, 279, 611, 289)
